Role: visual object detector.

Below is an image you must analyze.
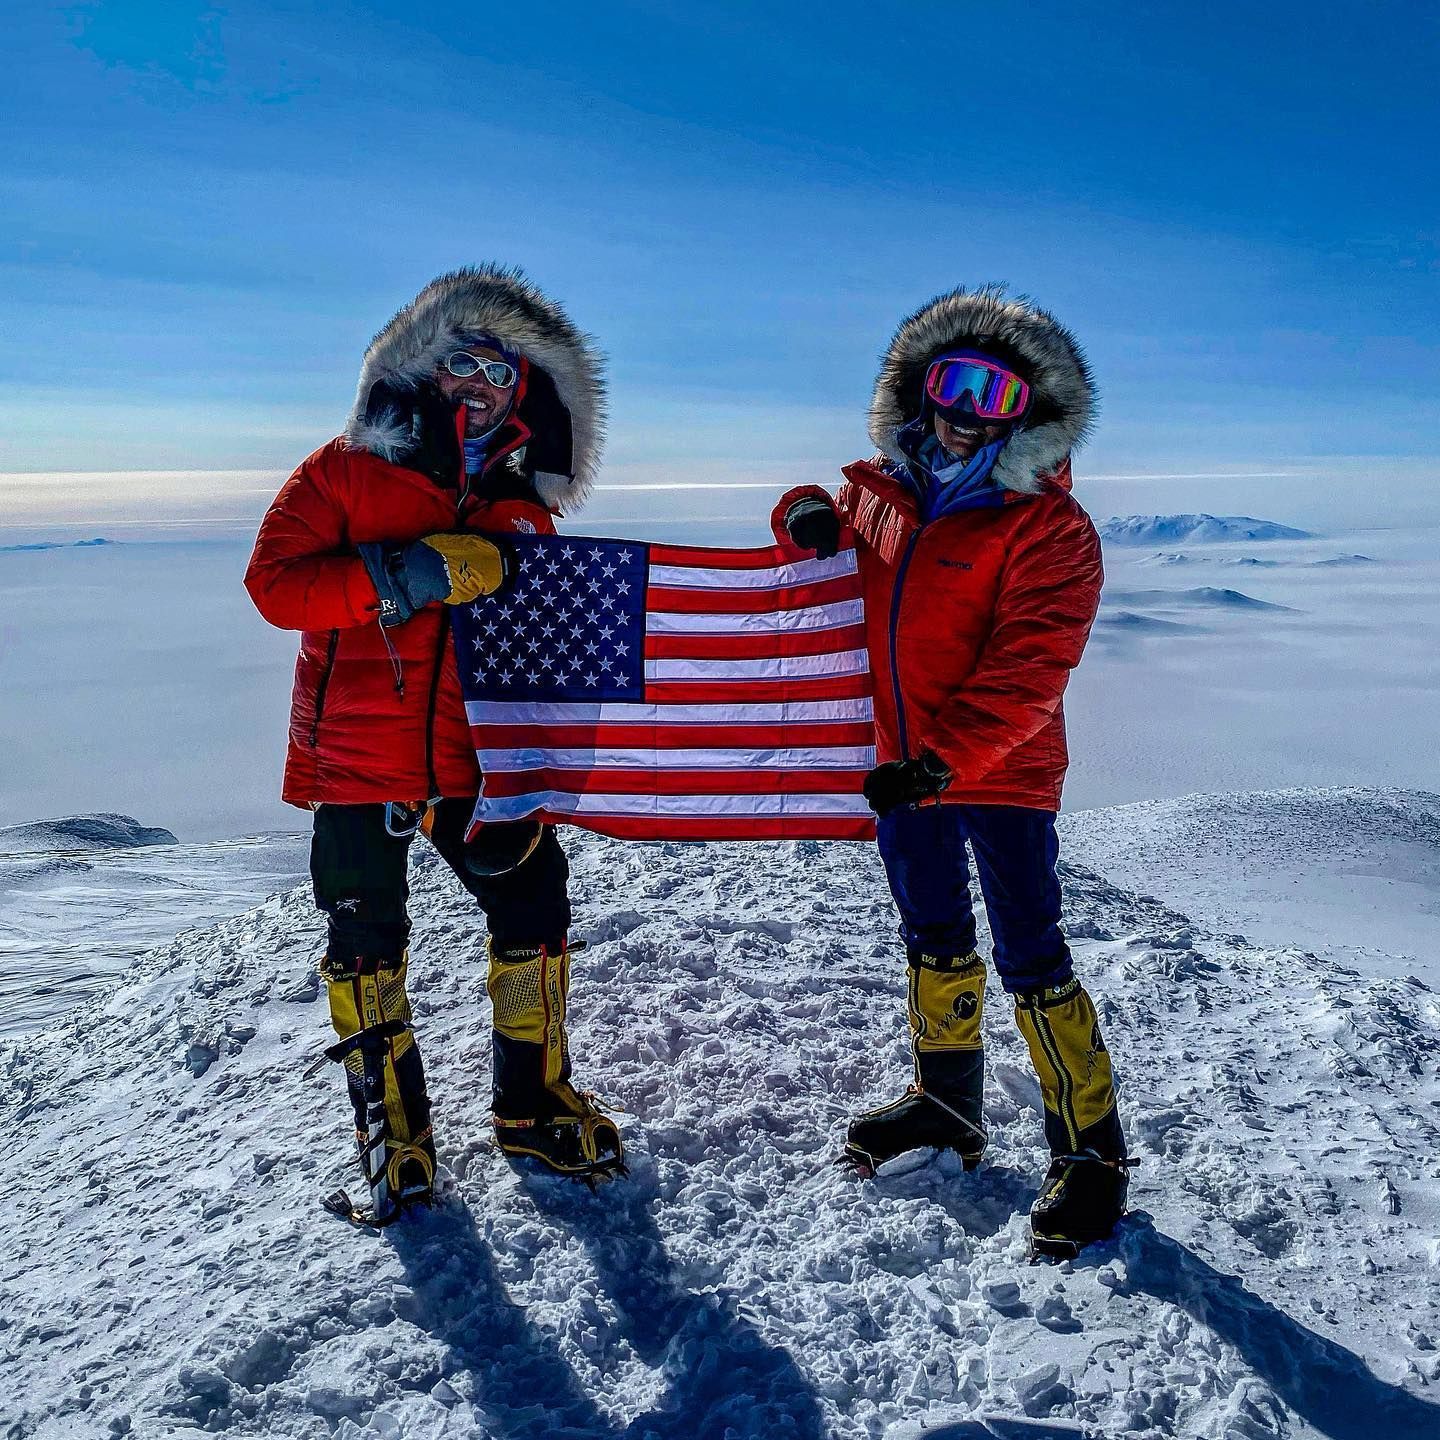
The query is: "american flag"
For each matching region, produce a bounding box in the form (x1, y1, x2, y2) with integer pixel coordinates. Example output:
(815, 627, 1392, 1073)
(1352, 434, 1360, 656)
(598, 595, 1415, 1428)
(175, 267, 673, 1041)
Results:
(452, 532, 878, 840)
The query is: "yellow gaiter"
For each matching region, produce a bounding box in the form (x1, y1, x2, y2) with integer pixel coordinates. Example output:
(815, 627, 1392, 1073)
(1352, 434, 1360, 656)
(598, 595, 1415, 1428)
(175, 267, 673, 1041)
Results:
(1014, 977, 1125, 1160)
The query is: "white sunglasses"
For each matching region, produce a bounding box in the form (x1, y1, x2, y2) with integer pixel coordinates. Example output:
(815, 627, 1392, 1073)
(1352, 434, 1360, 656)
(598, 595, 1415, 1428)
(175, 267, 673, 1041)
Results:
(445, 351, 517, 387)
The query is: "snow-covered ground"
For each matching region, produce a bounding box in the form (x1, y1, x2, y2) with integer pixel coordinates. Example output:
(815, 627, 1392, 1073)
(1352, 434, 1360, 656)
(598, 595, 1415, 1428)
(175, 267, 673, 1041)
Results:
(5, 792, 1440, 1438)
(0, 816, 307, 1039)
(1061, 788, 1440, 984)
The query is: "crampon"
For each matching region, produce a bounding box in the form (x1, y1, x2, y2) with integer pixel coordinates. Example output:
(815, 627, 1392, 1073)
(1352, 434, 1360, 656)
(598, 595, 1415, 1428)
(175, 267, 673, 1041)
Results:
(321, 1139, 436, 1229)
(493, 1089, 627, 1189)
(1028, 1151, 1136, 1261)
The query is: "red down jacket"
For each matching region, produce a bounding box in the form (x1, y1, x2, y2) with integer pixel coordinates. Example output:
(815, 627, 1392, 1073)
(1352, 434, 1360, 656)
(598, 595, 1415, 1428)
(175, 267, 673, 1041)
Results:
(244, 266, 606, 808)
(773, 461, 1101, 812)
(245, 441, 557, 806)
(774, 284, 1105, 811)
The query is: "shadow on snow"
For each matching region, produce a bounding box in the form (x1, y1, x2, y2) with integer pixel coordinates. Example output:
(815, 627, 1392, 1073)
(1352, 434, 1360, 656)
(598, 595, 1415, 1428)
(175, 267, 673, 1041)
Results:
(386, 1161, 826, 1440)
(385, 1173, 1439, 1439)
(1119, 1213, 1440, 1440)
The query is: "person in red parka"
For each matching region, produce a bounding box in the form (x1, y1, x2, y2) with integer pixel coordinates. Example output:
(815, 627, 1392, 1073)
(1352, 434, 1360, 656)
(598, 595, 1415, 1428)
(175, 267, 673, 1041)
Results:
(775, 285, 1129, 1256)
(245, 266, 622, 1225)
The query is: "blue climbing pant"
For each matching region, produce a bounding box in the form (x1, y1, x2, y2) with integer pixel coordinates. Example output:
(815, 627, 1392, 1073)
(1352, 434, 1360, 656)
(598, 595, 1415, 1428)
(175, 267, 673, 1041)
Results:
(876, 802, 1073, 994)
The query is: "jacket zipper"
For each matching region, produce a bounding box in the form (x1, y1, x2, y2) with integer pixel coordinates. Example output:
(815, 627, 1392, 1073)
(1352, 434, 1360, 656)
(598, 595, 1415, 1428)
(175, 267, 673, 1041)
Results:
(309, 629, 340, 749)
(423, 620, 447, 799)
(423, 452, 468, 799)
(888, 530, 922, 759)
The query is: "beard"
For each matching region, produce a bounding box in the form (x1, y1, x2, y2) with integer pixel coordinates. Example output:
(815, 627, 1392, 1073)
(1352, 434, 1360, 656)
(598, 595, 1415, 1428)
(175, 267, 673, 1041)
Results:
(459, 396, 507, 437)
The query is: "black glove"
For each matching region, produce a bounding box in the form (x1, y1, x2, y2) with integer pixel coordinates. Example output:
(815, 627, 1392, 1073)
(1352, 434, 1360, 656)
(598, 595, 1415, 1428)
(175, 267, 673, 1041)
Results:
(862, 749, 953, 817)
(784, 496, 841, 560)
(363, 379, 460, 486)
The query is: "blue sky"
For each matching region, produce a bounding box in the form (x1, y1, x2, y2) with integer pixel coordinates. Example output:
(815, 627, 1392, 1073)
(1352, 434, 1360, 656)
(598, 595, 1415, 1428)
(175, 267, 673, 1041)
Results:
(3, 2, 1437, 513)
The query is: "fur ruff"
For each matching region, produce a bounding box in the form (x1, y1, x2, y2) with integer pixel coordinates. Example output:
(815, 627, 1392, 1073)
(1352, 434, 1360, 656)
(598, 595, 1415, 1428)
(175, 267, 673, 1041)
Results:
(344, 265, 606, 514)
(868, 284, 1096, 495)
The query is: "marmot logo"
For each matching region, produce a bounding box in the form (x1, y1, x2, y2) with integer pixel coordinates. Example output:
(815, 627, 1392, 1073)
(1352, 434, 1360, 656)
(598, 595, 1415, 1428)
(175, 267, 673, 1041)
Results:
(937, 558, 973, 570)
(513, 517, 537, 534)
(952, 992, 979, 1020)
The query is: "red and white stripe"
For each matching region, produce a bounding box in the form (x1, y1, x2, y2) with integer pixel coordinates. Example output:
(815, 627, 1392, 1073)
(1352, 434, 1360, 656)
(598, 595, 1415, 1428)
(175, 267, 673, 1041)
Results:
(466, 543, 878, 840)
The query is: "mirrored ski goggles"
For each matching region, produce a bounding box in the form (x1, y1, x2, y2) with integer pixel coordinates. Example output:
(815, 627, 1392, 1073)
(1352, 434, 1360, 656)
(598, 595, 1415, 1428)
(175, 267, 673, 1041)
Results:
(444, 352, 518, 387)
(925, 355, 1030, 421)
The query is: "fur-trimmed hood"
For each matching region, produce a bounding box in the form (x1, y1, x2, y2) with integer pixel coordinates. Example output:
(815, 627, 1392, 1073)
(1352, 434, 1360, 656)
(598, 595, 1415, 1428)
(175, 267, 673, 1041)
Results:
(344, 266, 606, 515)
(869, 285, 1096, 496)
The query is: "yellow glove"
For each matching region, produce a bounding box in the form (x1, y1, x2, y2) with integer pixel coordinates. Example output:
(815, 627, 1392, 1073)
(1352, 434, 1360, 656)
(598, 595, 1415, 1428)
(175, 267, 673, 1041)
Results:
(415, 533, 513, 604)
(360, 532, 516, 627)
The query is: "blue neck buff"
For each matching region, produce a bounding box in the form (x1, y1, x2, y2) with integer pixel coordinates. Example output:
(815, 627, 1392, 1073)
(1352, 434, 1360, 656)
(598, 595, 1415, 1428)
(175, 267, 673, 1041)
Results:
(463, 436, 491, 475)
(461, 413, 510, 477)
(914, 433, 1009, 521)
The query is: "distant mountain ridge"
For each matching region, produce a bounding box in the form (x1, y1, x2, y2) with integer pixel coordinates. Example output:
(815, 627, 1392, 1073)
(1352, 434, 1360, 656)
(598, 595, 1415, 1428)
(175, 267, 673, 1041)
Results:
(0, 538, 113, 554)
(0, 813, 178, 854)
(1104, 586, 1295, 612)
(1138, 552, 1281, 568)
(1139, 549, 1375, 569)
(1099, 514, 1312, 545)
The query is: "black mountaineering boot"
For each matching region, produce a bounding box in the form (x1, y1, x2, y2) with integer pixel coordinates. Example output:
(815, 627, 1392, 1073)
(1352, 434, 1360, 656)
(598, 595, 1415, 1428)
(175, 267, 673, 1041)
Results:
(491, 1085, 625, 1182)
(1013, 977, 1130, 1257)
(842, 949, 988, 1175)
(1028, 1152, 1130, 1259)
(844, 1085, 986, 1176)
(488, 940, 625, 1182)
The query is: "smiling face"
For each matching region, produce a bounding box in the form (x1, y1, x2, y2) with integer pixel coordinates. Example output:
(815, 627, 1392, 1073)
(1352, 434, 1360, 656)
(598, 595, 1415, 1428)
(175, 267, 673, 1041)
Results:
(933, 412, 1011, 462)
(435, 343, 517, 437)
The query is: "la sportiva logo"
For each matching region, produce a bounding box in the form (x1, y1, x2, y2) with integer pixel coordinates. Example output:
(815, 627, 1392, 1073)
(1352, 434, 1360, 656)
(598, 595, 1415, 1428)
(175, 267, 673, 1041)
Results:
(952, 992, 979, 1020)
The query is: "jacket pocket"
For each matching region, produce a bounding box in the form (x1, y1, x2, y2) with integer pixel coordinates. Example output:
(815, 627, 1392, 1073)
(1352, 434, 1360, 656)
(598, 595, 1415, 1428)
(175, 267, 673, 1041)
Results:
(309, 629, 340, 749)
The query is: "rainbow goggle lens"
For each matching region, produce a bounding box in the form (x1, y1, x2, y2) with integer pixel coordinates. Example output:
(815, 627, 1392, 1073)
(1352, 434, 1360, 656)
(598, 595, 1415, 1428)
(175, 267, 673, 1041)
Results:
(924, 355, 1030, 421)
